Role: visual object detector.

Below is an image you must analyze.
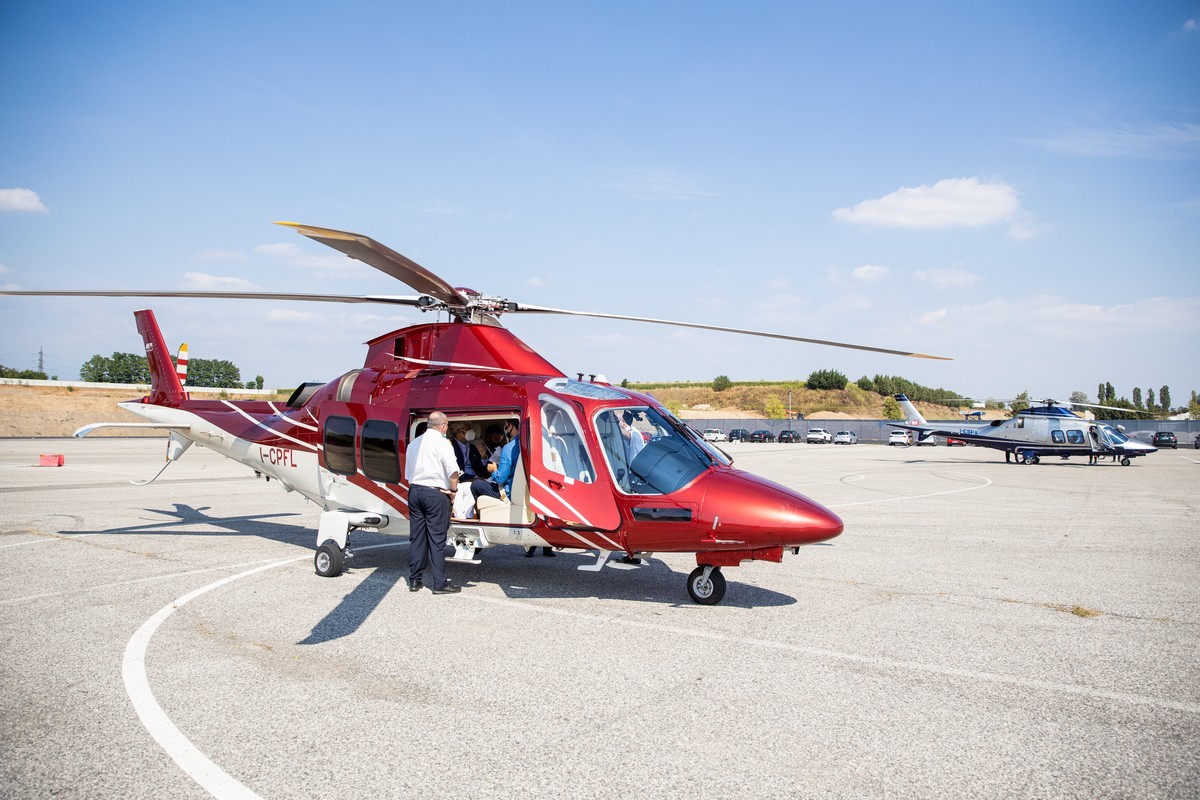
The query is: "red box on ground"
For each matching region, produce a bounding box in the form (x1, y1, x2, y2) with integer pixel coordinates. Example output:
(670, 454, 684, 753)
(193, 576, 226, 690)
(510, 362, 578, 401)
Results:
(38, 454, 65, 467)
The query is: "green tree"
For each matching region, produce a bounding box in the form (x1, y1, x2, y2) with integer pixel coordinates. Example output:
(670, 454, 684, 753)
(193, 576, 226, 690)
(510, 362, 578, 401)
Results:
(805, 368, 847, 390)
(1069, 390, 1088, 405)
(1132, 387, 1142, 409)
(1104, 382, 1115, 403)
(712, 375, 732, 392)
(187, 358, 242, 388)
(764, 395, 786, 419)
(882, 396, 904, 420)
(79, 352, 151, 383)
(1159, 386, 1171, 415)
(856, 375, 875, 392)
(1145, 388, 1156, 412)
(1008, 390, 1031, 417)
(255, 375, 264, 390)
(1097, 383, 1105, 404)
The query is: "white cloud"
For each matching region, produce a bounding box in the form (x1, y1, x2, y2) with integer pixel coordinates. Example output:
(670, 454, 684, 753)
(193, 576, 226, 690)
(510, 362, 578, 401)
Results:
(267, 308, 323, 323)
(181, 272, 258, 290)
(767, 276, 793, 290)
(1183, 18, 1197, 33)
(602, 170, 719, 202)
(916, 309, 947, 325)
(949, 294, 1200, 338)
(834, 178, 1031, 238)
(255, 241, 364, 275)
(1028, 123, 1200, 160)
(914, 267, 982, 289)
(851, 264, 889, 283)
(527, 276, 547, 288)
(0, 188, 48, 213)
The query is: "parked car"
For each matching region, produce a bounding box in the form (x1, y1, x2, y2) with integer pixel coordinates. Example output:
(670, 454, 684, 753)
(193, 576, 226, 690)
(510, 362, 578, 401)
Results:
(703, 428, 727, 442)
(1195, 432, 1200, 450)
(806, 428, 833, 444)
(888, 430, 912, 446)
(946, 437, 966, 446)
(749, 429, 775, 443)
(778, 430, 800, 443)
(832, 430, 857, 445)
(728, 428, 751, 442)
(1152, 431, 1177, 449)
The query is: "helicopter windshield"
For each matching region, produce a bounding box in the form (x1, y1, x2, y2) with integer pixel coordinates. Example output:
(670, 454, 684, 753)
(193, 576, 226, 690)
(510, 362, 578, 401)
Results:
(1099, 424, 1130, 445)
(594, 406, 711, 494)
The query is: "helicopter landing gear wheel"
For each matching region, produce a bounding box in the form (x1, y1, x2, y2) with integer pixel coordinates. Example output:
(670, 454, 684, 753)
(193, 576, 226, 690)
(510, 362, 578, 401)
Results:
(687, 565, 727, 605)
(314, 540, 344, 577)
(1121, 457, 1131, 466)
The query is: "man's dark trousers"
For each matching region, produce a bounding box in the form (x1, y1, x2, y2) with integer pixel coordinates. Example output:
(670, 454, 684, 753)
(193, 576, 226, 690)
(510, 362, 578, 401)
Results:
(408, 484, 451, 589)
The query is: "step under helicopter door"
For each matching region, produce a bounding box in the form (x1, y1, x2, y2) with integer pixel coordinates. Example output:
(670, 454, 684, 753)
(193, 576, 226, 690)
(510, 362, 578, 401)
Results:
(526, 393, 621, 532)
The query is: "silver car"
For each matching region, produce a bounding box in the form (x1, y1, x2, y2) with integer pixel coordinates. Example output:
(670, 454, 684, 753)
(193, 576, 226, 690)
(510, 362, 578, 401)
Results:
(833, 430, 857, 445)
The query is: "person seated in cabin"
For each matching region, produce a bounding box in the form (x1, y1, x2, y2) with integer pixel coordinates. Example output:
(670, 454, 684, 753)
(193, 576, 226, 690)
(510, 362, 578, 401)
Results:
(450, 423, 488, 483)
(476, 423, 505, 464)
(471, 418, 521, 502)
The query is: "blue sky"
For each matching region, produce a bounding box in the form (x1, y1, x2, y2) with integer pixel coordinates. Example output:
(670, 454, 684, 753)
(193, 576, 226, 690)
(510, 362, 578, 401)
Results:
(2, 1, 1198, 405)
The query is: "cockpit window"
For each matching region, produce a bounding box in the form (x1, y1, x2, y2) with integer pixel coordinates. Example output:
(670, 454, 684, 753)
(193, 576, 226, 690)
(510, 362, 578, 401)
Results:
(1099, 424, 1129, 445)
(594, 406, 710, 494)
(539, 395, 595, 483)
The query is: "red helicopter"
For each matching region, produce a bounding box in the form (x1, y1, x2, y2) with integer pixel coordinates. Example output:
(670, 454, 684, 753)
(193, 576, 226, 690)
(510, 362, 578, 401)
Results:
(3, 222, 951, 604)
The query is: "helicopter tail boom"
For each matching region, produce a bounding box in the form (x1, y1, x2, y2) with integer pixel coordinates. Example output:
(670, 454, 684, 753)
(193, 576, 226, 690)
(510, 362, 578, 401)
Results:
(134, 309, 187, 406)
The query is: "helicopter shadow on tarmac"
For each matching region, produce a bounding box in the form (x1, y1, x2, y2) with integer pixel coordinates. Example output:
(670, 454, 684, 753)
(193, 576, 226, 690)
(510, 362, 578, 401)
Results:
(298, 545, 798, 645)
(60, 502, 317, 547)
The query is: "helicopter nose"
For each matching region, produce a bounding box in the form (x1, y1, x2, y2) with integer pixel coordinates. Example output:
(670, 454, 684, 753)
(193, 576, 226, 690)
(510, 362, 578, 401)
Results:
(702, 470, 843, 547)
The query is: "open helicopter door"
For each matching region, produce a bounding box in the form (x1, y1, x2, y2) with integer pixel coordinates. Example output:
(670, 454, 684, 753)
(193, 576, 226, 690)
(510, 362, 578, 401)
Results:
(526, 392, 621, 533)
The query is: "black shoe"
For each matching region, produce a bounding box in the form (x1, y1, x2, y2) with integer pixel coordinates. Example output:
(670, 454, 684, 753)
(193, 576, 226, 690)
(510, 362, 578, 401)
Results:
(542, 548, 556, 557)
(431, 582, 461, 594)
(524, 548, 535, 558)
(409, 578, 423, 592)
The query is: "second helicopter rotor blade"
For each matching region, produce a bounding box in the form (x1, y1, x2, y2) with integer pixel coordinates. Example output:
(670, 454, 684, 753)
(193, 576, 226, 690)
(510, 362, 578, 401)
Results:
(275, 222, 470, 308)
(508, 303, 952, 360)
(0, 289, 426, 306)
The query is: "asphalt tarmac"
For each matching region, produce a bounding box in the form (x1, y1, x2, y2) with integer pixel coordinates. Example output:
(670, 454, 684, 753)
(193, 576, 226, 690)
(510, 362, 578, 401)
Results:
(1, 437, 1197, 799)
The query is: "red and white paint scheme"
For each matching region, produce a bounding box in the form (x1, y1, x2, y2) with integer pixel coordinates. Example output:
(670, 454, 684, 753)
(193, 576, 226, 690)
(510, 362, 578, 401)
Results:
(4, 222, 951, 604)
(175, 343, 188, 386)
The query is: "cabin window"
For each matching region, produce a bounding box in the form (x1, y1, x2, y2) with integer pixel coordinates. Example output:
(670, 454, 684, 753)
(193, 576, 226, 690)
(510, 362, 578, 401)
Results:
(539, 396, 595, 483)
(1066, 430, 1085, 445)
(324, 415, 357, 475)
(595, 406, 707, 495)
(362, 419, 400, 483)
(1051, 430, 1066, 444)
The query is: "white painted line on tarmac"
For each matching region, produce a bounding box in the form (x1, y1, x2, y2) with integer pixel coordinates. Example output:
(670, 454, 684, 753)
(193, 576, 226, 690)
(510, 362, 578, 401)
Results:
(466, 592, 1200, 715)
(828, 472, 992, 508)
(0, 537, 55, 549)
(124, 541, 405, 800)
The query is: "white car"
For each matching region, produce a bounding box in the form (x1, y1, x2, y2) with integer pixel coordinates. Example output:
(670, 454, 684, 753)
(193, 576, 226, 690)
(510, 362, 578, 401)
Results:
(833, 430, 857, 445)
(703, 428, 727, 442)
(888, 430, 912, 446)
(806, 428, 833, 444)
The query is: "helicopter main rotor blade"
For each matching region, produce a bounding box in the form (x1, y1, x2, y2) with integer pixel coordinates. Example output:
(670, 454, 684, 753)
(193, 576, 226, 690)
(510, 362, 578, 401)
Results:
(509, 303, 952, 360)
(0, 290, 426, 306)
(275, 222, 470, 308)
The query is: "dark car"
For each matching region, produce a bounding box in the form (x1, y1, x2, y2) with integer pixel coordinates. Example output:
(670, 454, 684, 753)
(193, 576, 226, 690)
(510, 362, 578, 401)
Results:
(1195, 433, 1200, 450)
(778, 430, 800, 443)
(728, 428, 751, 442)
(1152, 431, 1177, 449)
(749, 429, 775, 443)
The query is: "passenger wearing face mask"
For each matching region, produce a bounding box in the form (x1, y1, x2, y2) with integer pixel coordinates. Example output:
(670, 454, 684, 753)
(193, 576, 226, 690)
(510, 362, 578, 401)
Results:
(450, 423, 487, 483)
(471, 418, 521, 502)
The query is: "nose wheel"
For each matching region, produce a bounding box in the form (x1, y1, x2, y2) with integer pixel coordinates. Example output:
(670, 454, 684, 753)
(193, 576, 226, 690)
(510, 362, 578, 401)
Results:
(687, 565, 727, 605)
(314, 539, 345, 577)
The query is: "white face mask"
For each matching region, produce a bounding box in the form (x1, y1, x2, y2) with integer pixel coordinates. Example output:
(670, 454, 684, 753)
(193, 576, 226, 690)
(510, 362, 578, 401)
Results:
(465, 429, 476, 442)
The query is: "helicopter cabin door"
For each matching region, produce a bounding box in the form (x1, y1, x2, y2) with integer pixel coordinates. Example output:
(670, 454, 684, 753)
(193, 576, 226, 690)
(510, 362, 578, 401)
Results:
(527, 393, 621, 532)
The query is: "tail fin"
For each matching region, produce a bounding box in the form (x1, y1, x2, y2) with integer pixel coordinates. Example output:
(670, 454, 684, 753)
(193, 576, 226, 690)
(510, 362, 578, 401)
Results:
(893, 394, 927, 425)
(134, 309, 187, 406)
(176, 343, 189, 386)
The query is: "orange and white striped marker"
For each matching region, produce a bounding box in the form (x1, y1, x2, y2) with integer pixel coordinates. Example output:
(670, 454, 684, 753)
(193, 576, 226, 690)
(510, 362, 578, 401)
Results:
(176, 343, 189, 386)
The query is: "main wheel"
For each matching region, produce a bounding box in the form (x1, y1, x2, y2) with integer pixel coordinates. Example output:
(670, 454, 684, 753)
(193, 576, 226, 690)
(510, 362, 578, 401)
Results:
(687, 566, 727, 605)
(1121, 457, 1131, 466)
(314, 540, 344, 577)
